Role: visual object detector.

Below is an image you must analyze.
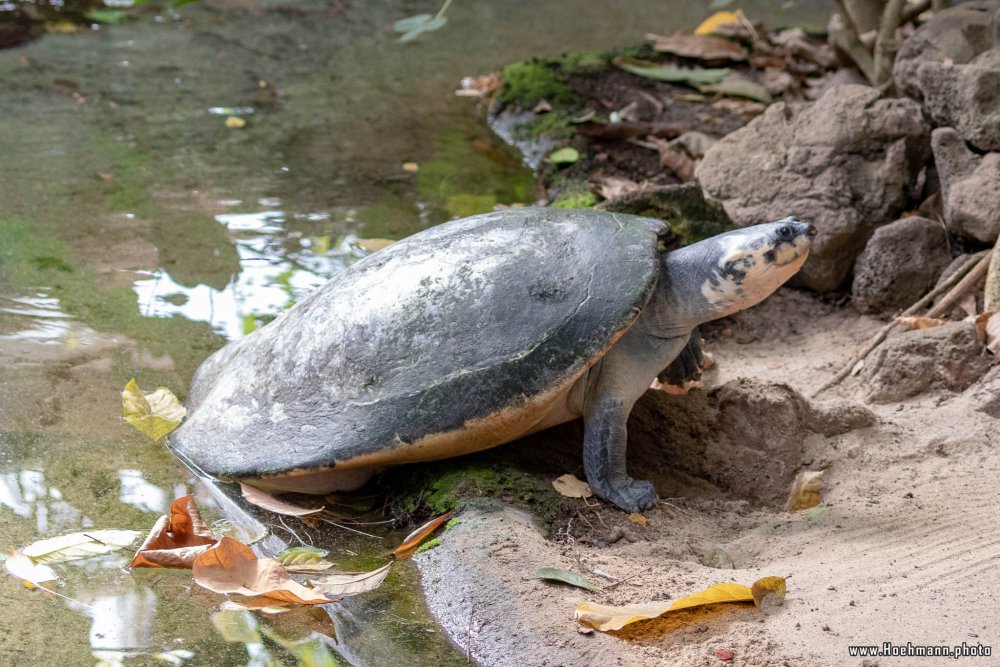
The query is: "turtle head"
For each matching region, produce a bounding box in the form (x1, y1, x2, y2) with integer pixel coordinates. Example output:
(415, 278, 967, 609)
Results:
(698, 216, 815, 318)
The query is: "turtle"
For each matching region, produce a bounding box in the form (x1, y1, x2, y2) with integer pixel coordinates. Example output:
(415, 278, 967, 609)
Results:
(168, 208, 814, 512)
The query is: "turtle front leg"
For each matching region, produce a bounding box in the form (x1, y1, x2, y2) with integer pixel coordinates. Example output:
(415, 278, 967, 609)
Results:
(583, 396, 657, 513)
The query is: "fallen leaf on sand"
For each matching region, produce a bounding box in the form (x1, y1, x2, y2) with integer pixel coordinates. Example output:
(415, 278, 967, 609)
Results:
(274, 546, 335, 572)
(240, 483, 324, 517)
(628, 513, 648, 528)
(131, 495, 218, 569)
(575, 576, 786, 631)
(694, 10, 745, 36)
(308, 563, 392, 597)
(392, 510, 453, 560)
(552, 474, 592, 499)
(647, 33, 748, 61)
(896, 315, 948, 330)
(23, 530, 141, 564)
(536, 567, 598, 592)
(4, 553, 58, 587)
(122, 379, 186, 441)
(786, 470, 824, 511)
(193, 537, 335, 606)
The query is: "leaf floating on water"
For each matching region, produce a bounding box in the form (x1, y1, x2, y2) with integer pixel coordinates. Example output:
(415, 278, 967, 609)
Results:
(786, 470, 824, 511)
(274, 546, 335, 572)
(896, 315, 948, 330)
(394, 14, 448, 42)
(574, 576, 785, 632)
(536, 567, 598, 592)
(211, 609, 263, 644)
(308, 563, 392, 597)
(751, 576, 787, 609)
(193, 537, 336, 606)
(612, 57, 730, 85)
(122, 379, 186, 441)
(693, 10, 745, 36)
(225, 116, 246, 129)
(546, 147, 580, 165)
(22, 530, 141, 564)
(131, 495, 218, 569)
(240, 483, 324, 517)
(551, 474, 592, 498)
(4, 552, 58, 587)
(392, 510, 453, 560)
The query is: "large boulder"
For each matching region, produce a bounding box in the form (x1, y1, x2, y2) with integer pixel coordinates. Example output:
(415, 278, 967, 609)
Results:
(932, 127, 1000, 243)
(918, 47, 1000, 151)
(851, 216, 952, 313)
(695, 85, 930, 292)
(863, 322, 991, 403)
(893, 0, 997, 99)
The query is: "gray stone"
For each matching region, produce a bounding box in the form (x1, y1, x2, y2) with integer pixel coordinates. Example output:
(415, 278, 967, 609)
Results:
(863, 322, 991, 403)
(932, 127, 1000, 243)
(852, 216, 951, 313)
(893, 0, 996, 99)
(695, 85, 930, 292)
(966, 364, 1000, 418)
(919, 48, 1000, 151)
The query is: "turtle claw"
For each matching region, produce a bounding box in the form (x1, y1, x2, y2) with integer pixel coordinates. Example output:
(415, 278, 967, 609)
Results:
(595, 477, 658, 513)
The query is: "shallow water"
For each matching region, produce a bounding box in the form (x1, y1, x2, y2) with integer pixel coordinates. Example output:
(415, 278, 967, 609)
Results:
(0, 1, 830, 664)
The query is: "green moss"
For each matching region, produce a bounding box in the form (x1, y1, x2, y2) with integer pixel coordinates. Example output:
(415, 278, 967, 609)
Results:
(551, 191, 597, 209)
(497, 60, 580, 110)
(89, 131, 153, 215)
(415, 537, 442, 554)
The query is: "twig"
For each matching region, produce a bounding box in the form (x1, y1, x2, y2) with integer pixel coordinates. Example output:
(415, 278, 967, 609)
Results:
(601, 566, 653, 592)
(925, 248, 994, 318)
(812, 250, 987, 397)
(872, 0, 908, 89)
(832, 0, 877, 84)
(317, 516, 381, 540)
(901, 0, 932, 24)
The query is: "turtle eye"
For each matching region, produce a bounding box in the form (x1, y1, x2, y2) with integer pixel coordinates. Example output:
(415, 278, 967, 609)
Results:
(778, 225, 792, 239)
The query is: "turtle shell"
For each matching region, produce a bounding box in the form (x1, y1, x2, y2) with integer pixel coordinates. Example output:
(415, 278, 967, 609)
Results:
(169, 208, 667, 481)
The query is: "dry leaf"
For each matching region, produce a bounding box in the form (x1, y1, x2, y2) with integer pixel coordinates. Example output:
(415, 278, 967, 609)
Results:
(959, 292, 978, 319)
(628, 513, 648, 528)
(592, 175, 640, 201)
(240, 483, 324, 517)
(552, 474, 593, 499)
(392, 511, 453, 559)
(22, 530, 140, 564)
(308, 563, 392, 597)
(192, 537, 335, 606)
(536, 567, 598, 592)
(401, 162, 419, 172)
(648, 136, 695, 181)
(895, 315, 947, 330)
(4, 553, 58, 587)
(122, 379, 186, 441)
(575, 576, 785, 631)
(131, 495, 218, 569)
(693, 10, 744, 36)
(456, 72, 501, 98)
(786, 470, 824, 511)
(987, 313, 1000, 359)
(647, 33, 748, 61)
(225, 116, 246, 129)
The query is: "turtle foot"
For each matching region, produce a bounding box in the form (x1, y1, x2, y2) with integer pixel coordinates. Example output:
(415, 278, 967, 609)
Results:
(594, 477, 657, 513)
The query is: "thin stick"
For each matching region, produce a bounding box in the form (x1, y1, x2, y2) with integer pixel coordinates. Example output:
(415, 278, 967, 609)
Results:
(812, 251, 987, 397)
(873, 0, 907, 89)
(925, 249, 994, 318)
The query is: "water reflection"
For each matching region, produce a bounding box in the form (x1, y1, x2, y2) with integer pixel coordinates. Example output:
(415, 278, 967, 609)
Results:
(0, 294, 72, 343)
(119, 469, 167, 514)
(133, 206, 372, 341)
(0, 470, 91, 533)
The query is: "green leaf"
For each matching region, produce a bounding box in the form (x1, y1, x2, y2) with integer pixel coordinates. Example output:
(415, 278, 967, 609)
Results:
(274, 546, 335, 572)
(210, 610, 262, 644)
(22, 530, 141, 564)
(535, 566, 598, 592)
(86, 9, 128, 23)
(546, 147, 579, 165)
(122, 379, 186, 441)
(399, 16, 447, 42)
(697, 78, 773, 103)
(393, 13, 434, 32)
(612, 57, 730, 85)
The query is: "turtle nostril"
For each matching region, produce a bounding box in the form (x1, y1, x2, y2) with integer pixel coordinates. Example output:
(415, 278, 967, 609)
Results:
(806, 224, 817, 239)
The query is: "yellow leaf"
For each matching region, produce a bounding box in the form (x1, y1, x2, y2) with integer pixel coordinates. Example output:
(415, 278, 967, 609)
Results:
(694, 10, 744, 36)
(751, 576, 787, 608)
(402, 162, 419, 172)
(786, 470, 824, 511)
(392, 511, 452, 560)
(225, 116, 246, 128)
(122, 379, 186, 441)
(628, 513, 648, 527)
(574, 576, 785, 632)
(552, 474, 592, 498)
(22, 530, 140, 564)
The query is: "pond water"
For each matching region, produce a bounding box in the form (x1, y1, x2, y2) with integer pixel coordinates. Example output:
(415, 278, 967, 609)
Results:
(0, 1, 830, 665)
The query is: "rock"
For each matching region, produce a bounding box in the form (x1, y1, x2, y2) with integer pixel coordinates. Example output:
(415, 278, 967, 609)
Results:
(893, 0, 996, 99)
(932, 127, 1000, 243)
(708, 378, 874, 503)
(863, 322, 991, 403)
(851, 216, 952, 313)
(918, 48, 1000, 151)
(966, 364, 1000, 418)
(695, 85, 930, 292)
